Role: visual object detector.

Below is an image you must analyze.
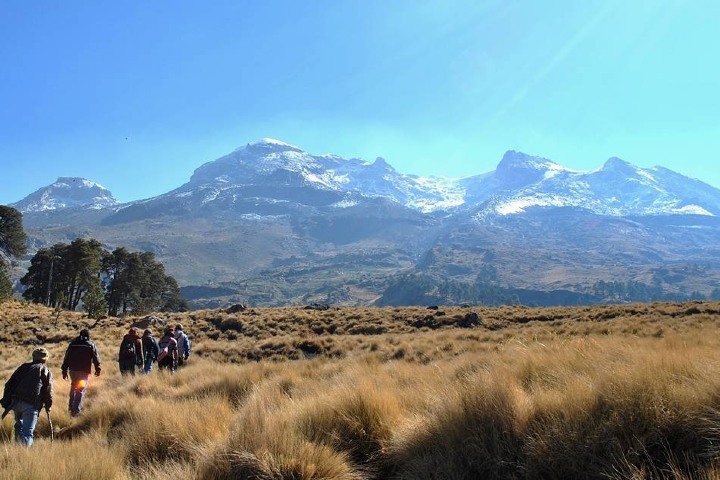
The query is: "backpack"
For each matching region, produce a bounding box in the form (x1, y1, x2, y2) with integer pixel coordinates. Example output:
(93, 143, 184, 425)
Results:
(157, 343, 169, 362)
(143, 336, 159, 360)
(157, 345, 170, 362)
(120, 338, 136, 363)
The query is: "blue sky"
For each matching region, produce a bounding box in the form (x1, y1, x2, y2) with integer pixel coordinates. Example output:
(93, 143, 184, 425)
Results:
(1, 0, 719, 204)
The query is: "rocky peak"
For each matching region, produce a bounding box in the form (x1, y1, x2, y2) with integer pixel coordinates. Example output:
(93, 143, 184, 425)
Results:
(368, 157, 395, 173)
(602, 157, 636, 174)
(494, 150, 553, 189)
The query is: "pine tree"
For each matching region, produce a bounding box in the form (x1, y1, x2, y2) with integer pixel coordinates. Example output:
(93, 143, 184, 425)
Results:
(102, 247, 131, 316)
(160, 275, 190, 312)
(102, 249, 187, 314)
(64, 238, 104, 310)
(21, 245, 64, 306)
(83, 281, 107, 319)
(0, 206, 27, 258)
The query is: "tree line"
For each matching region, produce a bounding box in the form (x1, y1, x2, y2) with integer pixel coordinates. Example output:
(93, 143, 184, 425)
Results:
(375, 273, 720, 307)
(0, 205, 188, 315)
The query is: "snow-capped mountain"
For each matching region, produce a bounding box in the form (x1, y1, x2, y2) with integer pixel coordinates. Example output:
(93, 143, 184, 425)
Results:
(463, 151, 720, 218)
(11, 140, 720, 220)
(106, 138, 720, 221)
(11, 177, 119, 213)
(12, 139, 720, 307)
(176, 138, 464, 213)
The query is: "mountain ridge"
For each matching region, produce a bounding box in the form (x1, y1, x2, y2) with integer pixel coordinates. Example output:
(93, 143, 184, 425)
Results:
(8, 139, 720, 307)
(10, 138, 720, 219)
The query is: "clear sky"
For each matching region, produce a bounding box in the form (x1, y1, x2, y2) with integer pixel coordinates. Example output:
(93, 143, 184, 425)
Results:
(1, 0, 719, 205)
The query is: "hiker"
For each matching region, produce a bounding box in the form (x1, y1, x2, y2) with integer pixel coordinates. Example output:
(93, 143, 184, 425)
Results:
(141, 328, 159, 374)
(1, 347, 53, 447)
(174, 324, 191, 367)
(157, 326, 179, 374)
(118, 327, 144, 376)
(61, 328, 101, 417)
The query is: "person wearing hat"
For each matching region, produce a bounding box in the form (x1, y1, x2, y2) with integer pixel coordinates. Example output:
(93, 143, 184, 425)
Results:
(141, 328, 160, 374)
(61, 328, 101, 417)
(0, 347, 54, 446)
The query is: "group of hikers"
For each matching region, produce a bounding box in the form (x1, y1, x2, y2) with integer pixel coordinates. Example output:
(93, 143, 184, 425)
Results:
(118, 324, 191, 376)
(0, 323, 191, 446)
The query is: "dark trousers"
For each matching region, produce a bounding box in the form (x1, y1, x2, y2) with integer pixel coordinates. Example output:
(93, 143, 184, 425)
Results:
(119, 360, 137, 376)
(158, 356, 176, 373)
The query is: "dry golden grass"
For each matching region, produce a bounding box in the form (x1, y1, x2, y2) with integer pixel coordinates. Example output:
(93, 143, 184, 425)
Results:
(1, 299, 720, 478)
(0, 433, 129, 480)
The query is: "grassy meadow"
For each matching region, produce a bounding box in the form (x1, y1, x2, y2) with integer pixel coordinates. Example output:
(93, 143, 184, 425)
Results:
(1, 300, 720, 479)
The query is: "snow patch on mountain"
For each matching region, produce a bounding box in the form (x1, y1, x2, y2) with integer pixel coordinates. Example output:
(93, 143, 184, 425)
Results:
(496, 195, 565, 215)
(332, 194, 361, 208)
(257, 138, 299, 148)
(238, 213, 288, 222)
(201, 188, 223, 205)
(233, 138, 302, 152)
(673, 205, 713, 215)
(403, 176, 466, 212)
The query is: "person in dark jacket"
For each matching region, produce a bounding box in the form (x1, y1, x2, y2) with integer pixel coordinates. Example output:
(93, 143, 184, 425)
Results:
(60, 328, 101, 417)
(118, 327, 144, 376)
(1, 347, 53, 446)
(141, 329, 160, 374)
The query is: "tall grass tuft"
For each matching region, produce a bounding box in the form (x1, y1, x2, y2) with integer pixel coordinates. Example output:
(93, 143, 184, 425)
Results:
(294, 377, 405, 466)
(386, 367, 531, 479)
(197, 382, 367, 479)
(120, 395, 232, 466)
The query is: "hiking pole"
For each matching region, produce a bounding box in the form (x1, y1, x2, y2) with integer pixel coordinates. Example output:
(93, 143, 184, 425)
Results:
(46, 409, 53, 444)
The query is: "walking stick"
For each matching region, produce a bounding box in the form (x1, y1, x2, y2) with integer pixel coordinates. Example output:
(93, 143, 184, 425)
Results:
(46, 409, 53, 444)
